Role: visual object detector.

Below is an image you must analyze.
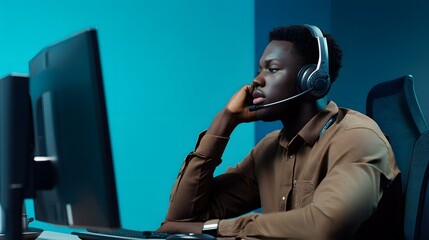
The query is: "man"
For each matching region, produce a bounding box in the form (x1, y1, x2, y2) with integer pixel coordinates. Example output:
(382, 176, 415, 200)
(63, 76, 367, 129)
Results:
(158, 25, 403, 239)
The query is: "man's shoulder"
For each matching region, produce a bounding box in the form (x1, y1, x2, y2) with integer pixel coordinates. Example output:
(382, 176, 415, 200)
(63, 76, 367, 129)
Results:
(334, 107, 390, 146)
(337, 107, 380, 131)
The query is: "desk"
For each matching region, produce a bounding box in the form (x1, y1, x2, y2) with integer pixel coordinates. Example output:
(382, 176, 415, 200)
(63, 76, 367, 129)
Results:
(36, 231, 168, 240)
(37, 231, 79, 240)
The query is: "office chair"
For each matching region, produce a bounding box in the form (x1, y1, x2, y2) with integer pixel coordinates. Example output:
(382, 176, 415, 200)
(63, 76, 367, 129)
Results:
(413, 132, 429, 240)
(366, 75, 429, 240)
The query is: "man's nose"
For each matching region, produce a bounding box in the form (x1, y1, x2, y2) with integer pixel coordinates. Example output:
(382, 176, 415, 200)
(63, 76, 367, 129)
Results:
(252, 73, 265, 87)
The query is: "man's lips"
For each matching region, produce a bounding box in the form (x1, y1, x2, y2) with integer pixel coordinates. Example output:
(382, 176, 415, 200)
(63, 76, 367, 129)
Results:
(253, 97, 265, 105)
(252, 89, 265, 104)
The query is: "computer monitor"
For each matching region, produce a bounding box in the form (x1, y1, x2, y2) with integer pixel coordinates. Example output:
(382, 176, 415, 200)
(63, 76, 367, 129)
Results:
(0, 74, 33, 240)
(0, 29, 121, 240)
(28, 28, 120, 229)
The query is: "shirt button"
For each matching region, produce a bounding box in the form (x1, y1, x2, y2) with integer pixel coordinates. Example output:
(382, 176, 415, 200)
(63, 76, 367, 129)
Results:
(289, 155, 294, 159)
(282, 196, 286, 201)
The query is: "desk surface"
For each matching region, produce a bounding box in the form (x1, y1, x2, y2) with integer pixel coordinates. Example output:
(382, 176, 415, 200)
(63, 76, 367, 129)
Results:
(37, 231, 79, 239)
(37, 231, 167, 240)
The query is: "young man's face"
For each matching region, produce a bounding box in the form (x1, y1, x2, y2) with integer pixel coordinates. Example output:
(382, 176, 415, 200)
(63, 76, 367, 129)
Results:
(252, 40, 305, 121)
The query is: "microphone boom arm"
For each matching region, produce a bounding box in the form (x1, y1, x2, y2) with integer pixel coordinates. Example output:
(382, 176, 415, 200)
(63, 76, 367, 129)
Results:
(248, 88, 313, 112)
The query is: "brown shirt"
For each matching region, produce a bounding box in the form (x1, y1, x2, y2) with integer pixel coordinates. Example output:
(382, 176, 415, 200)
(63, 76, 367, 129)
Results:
(165, 101, 403, 239)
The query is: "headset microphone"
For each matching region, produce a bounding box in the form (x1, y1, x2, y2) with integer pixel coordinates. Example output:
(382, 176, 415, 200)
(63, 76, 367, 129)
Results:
(248, 88, 313, 112)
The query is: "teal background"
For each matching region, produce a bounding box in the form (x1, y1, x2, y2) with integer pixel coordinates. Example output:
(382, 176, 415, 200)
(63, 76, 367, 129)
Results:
(1, 0, 429, 235)
(0, 0, 255, 233)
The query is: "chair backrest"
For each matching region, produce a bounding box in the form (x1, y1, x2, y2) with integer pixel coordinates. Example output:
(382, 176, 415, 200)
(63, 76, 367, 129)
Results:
(410, 131, 429, 239)
(421, 166, 429, 239)
(366, 75, 429, 240)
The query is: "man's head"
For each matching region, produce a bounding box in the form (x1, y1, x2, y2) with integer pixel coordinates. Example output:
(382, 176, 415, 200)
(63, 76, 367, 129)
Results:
(252, 24, 342, 122)
(269, 25, 343, 83)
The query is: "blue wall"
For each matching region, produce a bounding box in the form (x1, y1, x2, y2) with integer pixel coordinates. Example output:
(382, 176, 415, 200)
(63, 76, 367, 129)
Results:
(0, 0, 255, 232)
(331, 0, 429, 121)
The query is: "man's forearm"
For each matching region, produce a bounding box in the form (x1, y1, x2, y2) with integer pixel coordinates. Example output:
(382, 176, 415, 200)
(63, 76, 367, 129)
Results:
(207, 108, 239, 137)
(165, 132, 229, 221)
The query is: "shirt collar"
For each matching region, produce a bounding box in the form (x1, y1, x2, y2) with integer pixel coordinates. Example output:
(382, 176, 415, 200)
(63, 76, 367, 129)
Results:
(279, 101, 339, 150)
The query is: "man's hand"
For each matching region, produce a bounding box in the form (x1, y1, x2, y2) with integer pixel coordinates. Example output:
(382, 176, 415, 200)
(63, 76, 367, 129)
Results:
(157, 221, 204, 234)
(225, 85, 258, 123)
(207, 85, 258, 137)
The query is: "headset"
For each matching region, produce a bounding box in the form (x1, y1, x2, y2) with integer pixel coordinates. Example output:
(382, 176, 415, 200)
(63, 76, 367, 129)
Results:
(297, 24, 331, 99)
(248, 24, 331, 112)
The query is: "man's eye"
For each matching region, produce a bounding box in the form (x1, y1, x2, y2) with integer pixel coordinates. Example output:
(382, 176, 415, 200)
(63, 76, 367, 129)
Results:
(268, 68, 279, 73)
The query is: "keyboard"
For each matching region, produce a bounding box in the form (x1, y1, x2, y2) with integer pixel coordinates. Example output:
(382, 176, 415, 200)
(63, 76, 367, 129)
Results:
(71, 228, 170, 240)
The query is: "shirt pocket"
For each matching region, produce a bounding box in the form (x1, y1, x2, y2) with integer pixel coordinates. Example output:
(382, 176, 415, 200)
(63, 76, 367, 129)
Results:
(292, 180, 315, 208)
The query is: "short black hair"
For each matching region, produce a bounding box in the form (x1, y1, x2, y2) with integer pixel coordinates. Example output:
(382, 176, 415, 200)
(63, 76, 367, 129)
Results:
(269, 25, 343, 82)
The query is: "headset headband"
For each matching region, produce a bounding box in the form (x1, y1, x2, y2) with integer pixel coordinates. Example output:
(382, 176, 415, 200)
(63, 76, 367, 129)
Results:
(302, 24, 329, 77)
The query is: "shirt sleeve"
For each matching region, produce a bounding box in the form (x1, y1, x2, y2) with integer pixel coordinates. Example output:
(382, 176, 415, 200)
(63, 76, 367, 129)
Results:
(216, 128, 398, 240)
(165, 131, 260, 222)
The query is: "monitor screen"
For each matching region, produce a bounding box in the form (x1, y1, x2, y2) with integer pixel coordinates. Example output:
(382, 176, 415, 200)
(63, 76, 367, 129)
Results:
(28, 29, 120, 229)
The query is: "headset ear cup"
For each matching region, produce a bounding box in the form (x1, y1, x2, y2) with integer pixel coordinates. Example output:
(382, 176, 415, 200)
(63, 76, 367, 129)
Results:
(297, 64, 331, 99)
(297, 64, 317, 93)
(311, 75, 331, 98)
